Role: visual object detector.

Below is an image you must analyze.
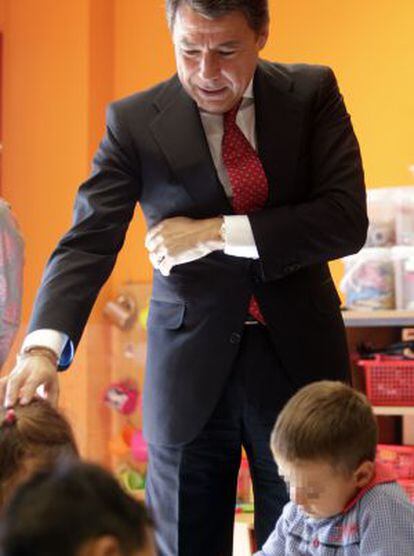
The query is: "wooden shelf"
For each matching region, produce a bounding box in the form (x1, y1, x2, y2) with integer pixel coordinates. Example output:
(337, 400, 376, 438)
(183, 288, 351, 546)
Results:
(373, 406, 414, 416)
(342, 310, 414, 327)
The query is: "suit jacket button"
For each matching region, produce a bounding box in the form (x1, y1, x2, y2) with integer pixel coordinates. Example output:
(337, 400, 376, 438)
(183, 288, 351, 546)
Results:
(230, 332, 241, 344)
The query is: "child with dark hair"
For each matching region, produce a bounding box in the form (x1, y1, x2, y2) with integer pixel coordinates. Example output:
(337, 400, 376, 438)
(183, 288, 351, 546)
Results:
(0, 460, 156, 556)
(0, 398, 79, 507)
(256, 381, 414, 555)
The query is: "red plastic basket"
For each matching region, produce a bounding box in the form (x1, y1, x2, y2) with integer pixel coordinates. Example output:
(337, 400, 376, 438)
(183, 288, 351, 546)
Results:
(398, 479, 414, 504)
(377, 444, 414, 479)
(358, 355, 414, 406)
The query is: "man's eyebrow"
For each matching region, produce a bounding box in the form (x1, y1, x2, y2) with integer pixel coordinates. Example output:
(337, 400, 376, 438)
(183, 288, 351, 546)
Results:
(180, 39, 240, 48)
(216, 41, 240, 48)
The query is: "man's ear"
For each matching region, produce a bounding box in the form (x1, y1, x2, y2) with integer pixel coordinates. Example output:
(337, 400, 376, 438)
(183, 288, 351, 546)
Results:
(256, 24, 269, 50)
(353, 461, 375, 489)
(78, 536, 123, 556)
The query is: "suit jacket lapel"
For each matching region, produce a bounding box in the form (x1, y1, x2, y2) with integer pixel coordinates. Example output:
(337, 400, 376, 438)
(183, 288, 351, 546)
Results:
(254, 61, 303, 207)
(150, 64, 303, 216)
(150, 77, 233, 218)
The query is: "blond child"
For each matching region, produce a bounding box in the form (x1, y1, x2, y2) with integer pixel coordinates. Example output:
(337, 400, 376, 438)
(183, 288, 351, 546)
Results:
(256, 381, 414, 555)
(0, 399, 79, 508)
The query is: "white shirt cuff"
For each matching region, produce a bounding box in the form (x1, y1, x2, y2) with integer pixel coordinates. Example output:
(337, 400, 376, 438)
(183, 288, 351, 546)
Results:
(22, 329, 69, 358)
(223, 215, 259, 259)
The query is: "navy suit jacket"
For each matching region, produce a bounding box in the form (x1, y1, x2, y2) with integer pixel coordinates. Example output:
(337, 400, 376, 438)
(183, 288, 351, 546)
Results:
(29, 61, 368, 445)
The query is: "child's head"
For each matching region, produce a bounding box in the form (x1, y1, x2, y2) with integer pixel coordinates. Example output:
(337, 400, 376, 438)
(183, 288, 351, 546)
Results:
(0, 460, 156, 556)
(0, 399, 79, 507)
(271, 380, 378, 519)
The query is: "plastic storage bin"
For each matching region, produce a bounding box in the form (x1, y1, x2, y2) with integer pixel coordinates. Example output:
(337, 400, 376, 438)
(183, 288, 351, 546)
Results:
(392, 246, 414, 310)
(366, 188, 396, 247)
(358, 355, 414, 406)
(376, 444, 414, 479)
(395, 186, 414, 246)
(341, 248, 395, 310)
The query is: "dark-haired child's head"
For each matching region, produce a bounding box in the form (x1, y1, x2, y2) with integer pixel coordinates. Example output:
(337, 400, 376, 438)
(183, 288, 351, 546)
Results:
(271, 381, 378, 518)
(0, 460, 155, 556)
(0, 399, 79, 507)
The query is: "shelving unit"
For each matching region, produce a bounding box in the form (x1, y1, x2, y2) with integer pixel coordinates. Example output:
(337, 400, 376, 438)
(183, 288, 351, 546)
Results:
(373, 407, 414, 416)
(343, 309, 414, 444)
(342, 310, 414, 328)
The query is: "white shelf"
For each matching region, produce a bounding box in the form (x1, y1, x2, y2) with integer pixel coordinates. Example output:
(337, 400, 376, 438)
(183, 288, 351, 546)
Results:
(373, 406, 414, 416)
(342, 310, 414, 327)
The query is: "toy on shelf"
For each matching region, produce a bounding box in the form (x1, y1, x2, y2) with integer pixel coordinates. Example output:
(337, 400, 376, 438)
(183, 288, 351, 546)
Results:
(103, 293, 137, 330)
(138, 303, 149, 330)
(236, 456, 254, 514)
(103, 380, 139, 416)
(104, 283, 152, 494)
(116, 463, 146, 496)
(131, 429, 148, 462)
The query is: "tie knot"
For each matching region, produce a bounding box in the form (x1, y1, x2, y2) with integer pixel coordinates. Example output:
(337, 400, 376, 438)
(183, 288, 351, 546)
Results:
(223, 99, 242, 128)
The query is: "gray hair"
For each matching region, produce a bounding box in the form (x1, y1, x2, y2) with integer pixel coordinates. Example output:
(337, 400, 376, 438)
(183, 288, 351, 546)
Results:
(166, 0, 269, 34)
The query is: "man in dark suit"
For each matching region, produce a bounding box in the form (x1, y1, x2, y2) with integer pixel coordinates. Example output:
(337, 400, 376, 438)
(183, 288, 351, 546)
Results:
(0, 1, 367, 554)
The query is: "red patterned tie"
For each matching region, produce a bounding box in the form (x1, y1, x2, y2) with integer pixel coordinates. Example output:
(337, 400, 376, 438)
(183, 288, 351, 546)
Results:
(222, 101, 268, 323)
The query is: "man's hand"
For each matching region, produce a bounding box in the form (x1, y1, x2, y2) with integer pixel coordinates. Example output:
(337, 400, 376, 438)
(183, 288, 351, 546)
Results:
(145, 216, 224, 276)
(0, 355, 59, 408)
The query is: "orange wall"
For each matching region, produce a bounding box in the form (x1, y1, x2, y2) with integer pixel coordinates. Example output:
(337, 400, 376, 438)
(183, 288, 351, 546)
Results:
(111, 0, 176, 286)
(2, 0, 90, 323)
(1, 0, 114, 459)
(265, 0, 414, 187)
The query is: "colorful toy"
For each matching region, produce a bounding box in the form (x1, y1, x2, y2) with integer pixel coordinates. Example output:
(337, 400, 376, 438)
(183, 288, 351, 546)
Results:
(103, 380, 139, 415)
(138, 304, 149, 330)
(131, 429, 148, 462)
(117, 464, 146, 495)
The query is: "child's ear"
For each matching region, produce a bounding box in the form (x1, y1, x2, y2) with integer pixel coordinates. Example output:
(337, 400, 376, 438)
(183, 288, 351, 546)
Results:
(353, 461, 375, 488)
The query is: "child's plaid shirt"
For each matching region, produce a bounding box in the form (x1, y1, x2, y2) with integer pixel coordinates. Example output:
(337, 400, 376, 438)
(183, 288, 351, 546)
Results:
(255, 463, 414, 555)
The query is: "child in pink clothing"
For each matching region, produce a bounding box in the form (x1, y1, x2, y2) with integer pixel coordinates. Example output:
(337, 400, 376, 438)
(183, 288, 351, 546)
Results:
(0, 198, 24, 368)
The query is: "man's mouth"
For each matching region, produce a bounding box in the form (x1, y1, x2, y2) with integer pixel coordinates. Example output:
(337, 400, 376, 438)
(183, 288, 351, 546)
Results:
(197, 86, 228, 97)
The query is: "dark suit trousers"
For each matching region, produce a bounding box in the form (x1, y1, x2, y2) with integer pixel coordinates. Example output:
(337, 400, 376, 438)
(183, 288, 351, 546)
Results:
(146, 324, 296, 556)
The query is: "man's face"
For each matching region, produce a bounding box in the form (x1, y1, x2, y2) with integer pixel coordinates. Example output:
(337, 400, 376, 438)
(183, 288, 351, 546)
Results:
(172, 4, 268, 114)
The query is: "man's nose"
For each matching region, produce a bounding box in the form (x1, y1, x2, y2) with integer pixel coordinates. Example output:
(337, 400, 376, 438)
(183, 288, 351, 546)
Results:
(200, 53, 220, 80)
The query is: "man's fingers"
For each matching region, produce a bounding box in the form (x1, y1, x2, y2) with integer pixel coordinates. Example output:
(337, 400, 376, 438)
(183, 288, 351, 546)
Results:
(19, 376, 46, 405)
(3, 358, 59, 408)
(4, 371, 26, 408)
(43, 378, 60, 408)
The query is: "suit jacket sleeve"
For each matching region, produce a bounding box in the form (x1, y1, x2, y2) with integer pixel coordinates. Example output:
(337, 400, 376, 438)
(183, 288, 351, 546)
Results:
(250, 66, 368, 281)
(27, 103, 140, 354)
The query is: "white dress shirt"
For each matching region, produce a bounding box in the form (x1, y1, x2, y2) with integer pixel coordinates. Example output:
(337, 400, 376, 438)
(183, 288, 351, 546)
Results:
(23, 82, 261, 357)
(199, 80, 259, 259)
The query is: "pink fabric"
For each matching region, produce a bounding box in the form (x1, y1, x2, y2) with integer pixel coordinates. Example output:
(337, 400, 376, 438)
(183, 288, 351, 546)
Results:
(222, 103, 268, 323)
(0, 199, 24, 368)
